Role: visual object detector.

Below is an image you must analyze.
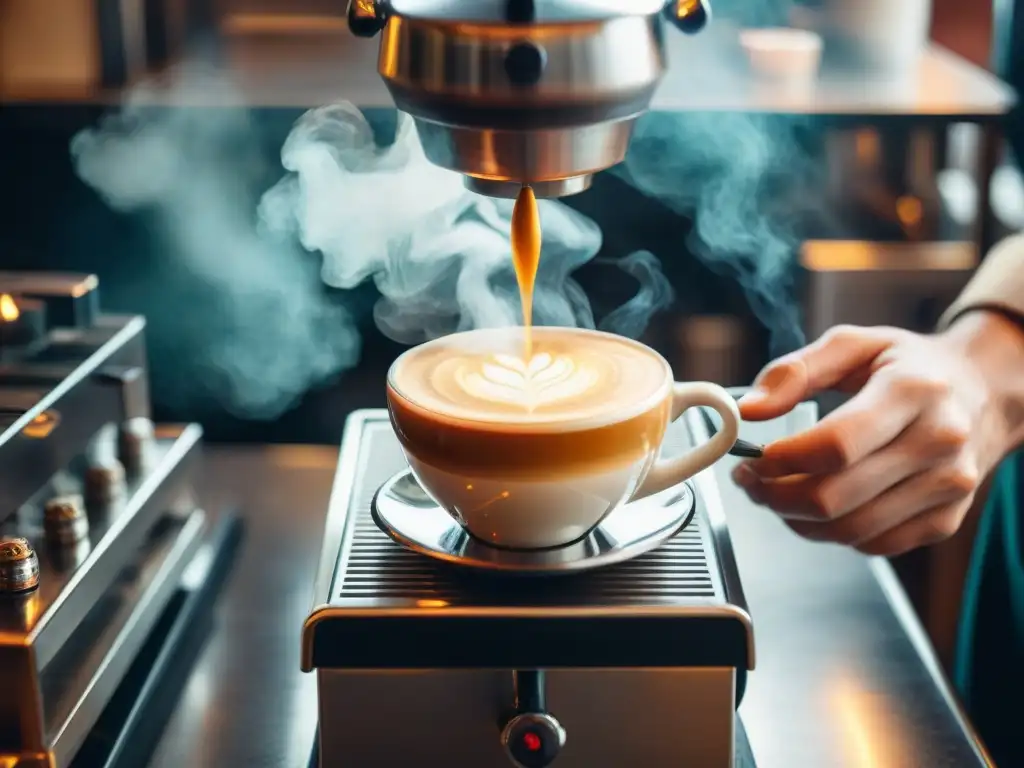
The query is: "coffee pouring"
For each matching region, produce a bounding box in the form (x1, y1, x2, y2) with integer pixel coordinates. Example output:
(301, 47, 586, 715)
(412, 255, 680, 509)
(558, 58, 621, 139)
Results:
(382, 185, 755, 551)
(344, 0, 752, 550)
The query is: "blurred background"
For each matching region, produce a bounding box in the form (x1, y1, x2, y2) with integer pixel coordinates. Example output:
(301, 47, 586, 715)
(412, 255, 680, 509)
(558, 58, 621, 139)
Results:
(1, 0, 1018, 448)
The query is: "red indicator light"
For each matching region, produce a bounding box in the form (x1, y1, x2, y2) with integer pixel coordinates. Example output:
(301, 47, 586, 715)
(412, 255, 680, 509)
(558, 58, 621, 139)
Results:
(523, 732, 542, 752)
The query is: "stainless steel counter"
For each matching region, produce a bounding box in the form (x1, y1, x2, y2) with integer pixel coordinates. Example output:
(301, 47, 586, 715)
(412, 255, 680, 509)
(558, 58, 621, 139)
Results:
(147, 407, 990, 768)
(691, 403, 991, 768)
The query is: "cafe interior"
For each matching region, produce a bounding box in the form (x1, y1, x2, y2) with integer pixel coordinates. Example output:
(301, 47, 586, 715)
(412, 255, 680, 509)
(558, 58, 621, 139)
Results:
(0, 0, 1021, 766)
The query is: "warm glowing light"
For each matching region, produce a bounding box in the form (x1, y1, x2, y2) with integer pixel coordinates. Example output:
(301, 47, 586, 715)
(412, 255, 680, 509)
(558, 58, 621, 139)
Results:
(415, 599, 449, 608)
(896, 196, 923, 228)
(854, 130, 880, 162)
(829, 674, 909, 767)
(22, 411, 60, 439)
(0, 294, 19, 322)
(511, 185, 541, 360)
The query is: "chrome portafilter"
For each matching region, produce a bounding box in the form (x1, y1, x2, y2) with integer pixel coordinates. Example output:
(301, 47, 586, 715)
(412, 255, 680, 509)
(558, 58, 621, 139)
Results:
(346, 0, 713, 198)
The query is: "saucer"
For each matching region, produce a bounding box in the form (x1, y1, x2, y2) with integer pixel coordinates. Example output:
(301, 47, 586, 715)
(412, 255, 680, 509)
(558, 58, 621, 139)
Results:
(371, 469, 697, 576)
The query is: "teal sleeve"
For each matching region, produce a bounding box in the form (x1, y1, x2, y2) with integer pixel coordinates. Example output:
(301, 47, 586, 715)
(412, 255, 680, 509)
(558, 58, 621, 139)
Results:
(954, 451, 1024, 765)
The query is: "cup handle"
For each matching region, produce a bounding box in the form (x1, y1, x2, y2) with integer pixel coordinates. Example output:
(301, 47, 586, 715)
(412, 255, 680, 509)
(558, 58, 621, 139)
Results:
(630, 382, 741, 501)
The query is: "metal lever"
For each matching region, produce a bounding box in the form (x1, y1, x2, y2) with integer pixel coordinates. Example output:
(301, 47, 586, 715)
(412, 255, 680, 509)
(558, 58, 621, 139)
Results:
(501, 671, 566, 768)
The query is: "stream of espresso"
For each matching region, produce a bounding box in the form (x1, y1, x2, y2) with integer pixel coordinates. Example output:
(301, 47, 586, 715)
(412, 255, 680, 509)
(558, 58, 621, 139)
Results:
(510, 185, 542, 361)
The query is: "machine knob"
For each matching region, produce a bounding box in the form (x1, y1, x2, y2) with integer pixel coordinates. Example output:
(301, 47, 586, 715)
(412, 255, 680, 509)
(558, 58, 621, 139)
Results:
(501, 712, 566, 768)
(0, 537, 40, 594)
(664, 0, 712, 34)
(347, 0, 386, 37)
(504, 43, 546, 87)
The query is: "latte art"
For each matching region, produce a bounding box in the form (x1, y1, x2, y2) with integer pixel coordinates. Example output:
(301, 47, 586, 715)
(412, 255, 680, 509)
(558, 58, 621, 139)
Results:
(454, 351, 601, 410)
(391, 327, 670, 427)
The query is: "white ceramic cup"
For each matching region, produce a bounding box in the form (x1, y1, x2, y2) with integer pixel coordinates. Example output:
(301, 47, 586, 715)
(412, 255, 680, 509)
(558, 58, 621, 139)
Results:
(386, 327, 740, 550)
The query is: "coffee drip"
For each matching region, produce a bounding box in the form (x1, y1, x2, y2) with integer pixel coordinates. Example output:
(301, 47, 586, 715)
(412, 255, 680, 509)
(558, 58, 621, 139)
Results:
(391, 185, 667, 422)
(510, 185, 542, 361)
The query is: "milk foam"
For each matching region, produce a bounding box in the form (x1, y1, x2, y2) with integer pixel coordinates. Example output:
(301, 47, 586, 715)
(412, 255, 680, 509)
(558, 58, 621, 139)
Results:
(391, 328, 669, 426)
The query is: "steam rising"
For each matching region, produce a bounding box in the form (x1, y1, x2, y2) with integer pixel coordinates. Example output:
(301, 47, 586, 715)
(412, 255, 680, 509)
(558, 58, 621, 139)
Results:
(618, 112, 809, 354)
(71, 68, 360, 418)
(70, 67, 674, 418)
(257, 103, 659, 342)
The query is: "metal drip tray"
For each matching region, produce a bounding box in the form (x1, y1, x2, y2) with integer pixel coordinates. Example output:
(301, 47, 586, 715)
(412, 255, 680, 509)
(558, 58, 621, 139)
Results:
(304, 411, 755, 767)
(304, 413, 753, 675)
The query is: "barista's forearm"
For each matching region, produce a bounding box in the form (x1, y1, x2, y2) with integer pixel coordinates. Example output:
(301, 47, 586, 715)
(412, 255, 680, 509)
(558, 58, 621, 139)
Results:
(936, 233, 1024, 454)
(942, 308, 1024, 455)
(940, 233, 1024, 329)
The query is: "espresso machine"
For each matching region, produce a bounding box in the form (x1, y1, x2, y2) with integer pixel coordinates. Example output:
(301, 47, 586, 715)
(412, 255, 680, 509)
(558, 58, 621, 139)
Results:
(302, 2, 757, 766)
(0, 273, 239, 768)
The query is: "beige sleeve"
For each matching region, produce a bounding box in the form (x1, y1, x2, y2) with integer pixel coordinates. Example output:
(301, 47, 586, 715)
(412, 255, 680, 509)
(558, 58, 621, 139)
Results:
(938, 234, 1024, 329)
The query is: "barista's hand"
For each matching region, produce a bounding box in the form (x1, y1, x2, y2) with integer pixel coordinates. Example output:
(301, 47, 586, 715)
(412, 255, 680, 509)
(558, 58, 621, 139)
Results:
(732, 311, 1024, 556)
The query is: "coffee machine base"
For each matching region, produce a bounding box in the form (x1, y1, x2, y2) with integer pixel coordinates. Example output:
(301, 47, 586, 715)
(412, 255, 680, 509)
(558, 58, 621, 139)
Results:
(307, 720, 758, 768)
(302, 411, 756, 768)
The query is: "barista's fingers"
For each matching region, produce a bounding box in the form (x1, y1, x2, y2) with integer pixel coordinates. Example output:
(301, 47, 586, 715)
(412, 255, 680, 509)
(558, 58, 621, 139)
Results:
(734, 412, 964, 520)
(738, 325, 898, 422)
(741, 365, 931, 479)
(784, 460, 979, 549)
(850, 500, 975, 557)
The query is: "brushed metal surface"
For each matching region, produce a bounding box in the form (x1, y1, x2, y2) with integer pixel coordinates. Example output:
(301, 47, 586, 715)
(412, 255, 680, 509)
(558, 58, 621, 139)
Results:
(147, 446, 338, 768)
(46, 509, 207, 766)
(0, 315, 149, 523)
(689, 396, 991, 768)
(412, 118, 634, 197)
(146, 412, 990, 768)
(318, 667, 736, 767)
(0, 426, 204, 670)
(302, 414, 753, 679)
(351, 0, 713, 195)
(0, 426, 205, 762)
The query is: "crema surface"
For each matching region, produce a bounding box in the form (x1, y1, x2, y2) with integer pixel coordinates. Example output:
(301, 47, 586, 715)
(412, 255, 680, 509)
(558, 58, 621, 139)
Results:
(390, 328, 669, 427)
